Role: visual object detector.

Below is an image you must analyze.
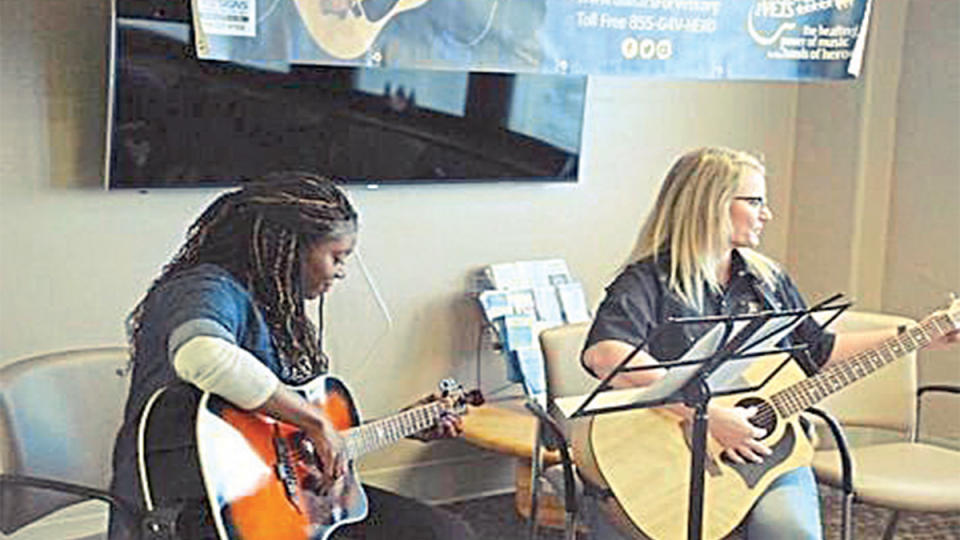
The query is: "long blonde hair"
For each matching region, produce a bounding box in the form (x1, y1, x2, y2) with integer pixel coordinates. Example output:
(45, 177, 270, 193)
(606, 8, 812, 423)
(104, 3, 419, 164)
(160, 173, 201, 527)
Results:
(626, 147, 779, 311)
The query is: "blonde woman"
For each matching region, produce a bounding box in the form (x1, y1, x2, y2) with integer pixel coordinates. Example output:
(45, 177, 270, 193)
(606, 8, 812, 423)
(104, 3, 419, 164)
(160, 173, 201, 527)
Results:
(582, 147, 957, 538)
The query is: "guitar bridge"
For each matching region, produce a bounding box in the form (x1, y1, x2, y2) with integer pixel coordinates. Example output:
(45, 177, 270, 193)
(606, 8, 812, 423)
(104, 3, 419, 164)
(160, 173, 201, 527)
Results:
(273, 430, 302, 512)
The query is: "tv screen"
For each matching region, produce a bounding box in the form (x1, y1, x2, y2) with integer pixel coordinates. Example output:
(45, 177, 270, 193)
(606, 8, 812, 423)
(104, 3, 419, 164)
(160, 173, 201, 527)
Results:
(106, 2, 587, 188)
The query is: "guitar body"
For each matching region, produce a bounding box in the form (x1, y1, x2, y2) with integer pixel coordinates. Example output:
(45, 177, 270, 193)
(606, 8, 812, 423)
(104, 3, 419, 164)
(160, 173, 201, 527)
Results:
(583, 300, 960, 540)
(588, 358, 813, 540)
(292, 0, 433, 59)
(139, 375, 367, 540)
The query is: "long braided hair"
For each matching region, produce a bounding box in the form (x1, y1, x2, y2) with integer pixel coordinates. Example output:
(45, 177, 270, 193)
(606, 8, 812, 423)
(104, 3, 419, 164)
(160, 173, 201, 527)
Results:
(128, 172, 358, 383)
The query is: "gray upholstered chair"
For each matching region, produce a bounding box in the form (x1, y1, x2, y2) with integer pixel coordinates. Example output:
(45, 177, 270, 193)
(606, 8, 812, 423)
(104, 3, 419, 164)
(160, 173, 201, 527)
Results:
(0, 347, 135, 539)
(527, 322, 597, 540)
(810, 310, 960, 539)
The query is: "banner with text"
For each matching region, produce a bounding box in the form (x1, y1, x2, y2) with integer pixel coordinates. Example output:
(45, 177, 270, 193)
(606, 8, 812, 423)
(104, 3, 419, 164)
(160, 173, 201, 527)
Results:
(193, 0, 873, 80)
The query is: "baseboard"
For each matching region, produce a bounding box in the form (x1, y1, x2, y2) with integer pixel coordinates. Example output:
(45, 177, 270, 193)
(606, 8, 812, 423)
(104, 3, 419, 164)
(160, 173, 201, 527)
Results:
(924, 434, 960, 450)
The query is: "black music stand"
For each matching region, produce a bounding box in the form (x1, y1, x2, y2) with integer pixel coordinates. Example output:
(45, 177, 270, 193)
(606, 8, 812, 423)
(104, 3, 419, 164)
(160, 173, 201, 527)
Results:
(555, 293, 850, 540)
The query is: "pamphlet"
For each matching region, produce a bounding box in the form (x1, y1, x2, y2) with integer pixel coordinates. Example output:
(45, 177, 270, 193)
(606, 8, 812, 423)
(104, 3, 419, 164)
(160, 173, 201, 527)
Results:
(557, 282, 590, 323)
(475, 258, 589, 398)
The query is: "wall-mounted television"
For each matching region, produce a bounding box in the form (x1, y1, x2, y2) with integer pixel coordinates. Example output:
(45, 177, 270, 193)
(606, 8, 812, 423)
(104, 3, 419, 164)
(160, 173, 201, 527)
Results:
(106, 1, 587, 188)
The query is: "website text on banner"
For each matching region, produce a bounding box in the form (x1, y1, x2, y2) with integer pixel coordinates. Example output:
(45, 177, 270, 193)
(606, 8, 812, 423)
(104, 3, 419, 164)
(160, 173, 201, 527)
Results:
(190, 0, 873, 81)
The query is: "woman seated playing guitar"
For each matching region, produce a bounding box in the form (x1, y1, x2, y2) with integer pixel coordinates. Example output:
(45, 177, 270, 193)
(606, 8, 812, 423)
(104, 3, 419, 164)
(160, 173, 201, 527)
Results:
(582, 147, 959, 539)
(109, 172, 474, 539)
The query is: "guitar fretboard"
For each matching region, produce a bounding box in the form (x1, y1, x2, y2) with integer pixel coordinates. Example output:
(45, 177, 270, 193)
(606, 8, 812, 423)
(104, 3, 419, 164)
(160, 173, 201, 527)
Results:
(342, 401, 447, 459)
(770, 313, 953, 418)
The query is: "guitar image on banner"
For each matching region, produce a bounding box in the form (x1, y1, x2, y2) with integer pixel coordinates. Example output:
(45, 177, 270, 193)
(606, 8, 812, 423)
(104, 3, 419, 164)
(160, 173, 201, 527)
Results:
(292, 0, 500, 60)
(138, 375, 483, 540)
(292, 0, 433, 59)
(583, 297, 960, 540)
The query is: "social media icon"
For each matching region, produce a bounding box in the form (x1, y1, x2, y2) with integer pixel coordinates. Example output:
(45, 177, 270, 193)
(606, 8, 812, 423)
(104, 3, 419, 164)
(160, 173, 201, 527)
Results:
(640, 39, 656, 59)
(656, 39, 672, 60)
(621, 37, 639, 59)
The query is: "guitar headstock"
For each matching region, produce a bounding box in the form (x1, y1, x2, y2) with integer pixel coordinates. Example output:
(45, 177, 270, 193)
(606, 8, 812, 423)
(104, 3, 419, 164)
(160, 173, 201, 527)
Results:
(438, 378, 485, 414)
(947, 293, 960, 329)
(924, 293, 960, 341)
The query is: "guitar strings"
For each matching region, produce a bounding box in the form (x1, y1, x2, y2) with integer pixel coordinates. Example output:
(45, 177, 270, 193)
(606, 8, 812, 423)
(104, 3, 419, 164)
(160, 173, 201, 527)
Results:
(750, 318, 945, 426)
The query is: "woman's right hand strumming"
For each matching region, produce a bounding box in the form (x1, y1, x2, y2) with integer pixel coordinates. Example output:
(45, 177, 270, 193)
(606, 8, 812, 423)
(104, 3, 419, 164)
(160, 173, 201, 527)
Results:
(302, 415, 347, 482)
(707, 404, 772, 465)
(256, 385, 348, 483)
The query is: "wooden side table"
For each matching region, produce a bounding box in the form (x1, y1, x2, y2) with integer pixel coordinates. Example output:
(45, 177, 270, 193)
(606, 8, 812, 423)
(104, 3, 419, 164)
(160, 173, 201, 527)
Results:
(461, 399, 570, 529)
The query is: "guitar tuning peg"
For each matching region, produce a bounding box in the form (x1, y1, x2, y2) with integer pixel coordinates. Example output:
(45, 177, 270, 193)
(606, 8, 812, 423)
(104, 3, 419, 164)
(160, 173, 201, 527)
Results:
(467, 389, 485, 407)
(439, 378, 458, 394)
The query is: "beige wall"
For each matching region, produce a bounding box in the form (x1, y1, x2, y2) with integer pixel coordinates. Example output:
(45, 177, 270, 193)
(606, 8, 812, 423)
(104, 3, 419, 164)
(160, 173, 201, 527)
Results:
(1, 0, 956, 499)
(788, 0, 960, 440)
(884, 0, 960, 440)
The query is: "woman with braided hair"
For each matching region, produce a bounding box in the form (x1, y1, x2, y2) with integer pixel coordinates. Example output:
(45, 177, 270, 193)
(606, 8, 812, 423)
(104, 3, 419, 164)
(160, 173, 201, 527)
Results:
(109, 172, 473, 539)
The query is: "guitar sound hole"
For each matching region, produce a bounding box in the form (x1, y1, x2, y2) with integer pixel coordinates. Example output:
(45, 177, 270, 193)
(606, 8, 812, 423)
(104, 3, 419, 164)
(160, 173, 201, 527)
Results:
(735, 397, 777, 440)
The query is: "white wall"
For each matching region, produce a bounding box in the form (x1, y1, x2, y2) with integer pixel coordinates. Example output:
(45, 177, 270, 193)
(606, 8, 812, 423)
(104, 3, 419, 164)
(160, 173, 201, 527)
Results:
(2, 0, 956, 500)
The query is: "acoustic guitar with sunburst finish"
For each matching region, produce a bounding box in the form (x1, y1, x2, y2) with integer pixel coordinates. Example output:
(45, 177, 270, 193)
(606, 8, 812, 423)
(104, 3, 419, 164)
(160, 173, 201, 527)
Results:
(138, 375, 482, 540)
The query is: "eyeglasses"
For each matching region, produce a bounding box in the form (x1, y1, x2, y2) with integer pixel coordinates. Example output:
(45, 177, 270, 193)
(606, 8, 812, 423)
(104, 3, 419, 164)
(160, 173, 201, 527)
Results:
(733, 196, 768, 210)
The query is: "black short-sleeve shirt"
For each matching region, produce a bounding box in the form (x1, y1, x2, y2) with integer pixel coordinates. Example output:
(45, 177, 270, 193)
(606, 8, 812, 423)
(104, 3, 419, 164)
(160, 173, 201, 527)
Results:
(584, 250, 835, 376)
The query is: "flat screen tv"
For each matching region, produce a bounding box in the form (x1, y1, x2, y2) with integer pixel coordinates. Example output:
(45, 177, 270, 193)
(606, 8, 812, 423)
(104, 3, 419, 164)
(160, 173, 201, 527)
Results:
(106, 1, 587, 188)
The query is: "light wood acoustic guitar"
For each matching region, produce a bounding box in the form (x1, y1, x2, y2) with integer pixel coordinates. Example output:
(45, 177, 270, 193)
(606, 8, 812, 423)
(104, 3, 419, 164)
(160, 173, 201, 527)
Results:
(138, 375, 483, 540)
(291, 0, 433, 59)
(584, 299, 959, 540)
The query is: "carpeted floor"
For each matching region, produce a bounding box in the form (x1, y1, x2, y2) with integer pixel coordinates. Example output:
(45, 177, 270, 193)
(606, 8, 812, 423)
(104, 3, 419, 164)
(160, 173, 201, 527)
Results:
(441, 485, 960, 539)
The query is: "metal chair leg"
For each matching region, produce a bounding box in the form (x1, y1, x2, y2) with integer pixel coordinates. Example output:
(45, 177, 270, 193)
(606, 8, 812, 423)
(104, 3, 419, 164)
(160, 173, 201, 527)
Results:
(881, 510, 900, 540)
(841, 490, 854, 540)
(564, 510, 578, 540)
(524, 400, 582, 540)
(806, 407, 855, 540)
(528, 429, 544, 540)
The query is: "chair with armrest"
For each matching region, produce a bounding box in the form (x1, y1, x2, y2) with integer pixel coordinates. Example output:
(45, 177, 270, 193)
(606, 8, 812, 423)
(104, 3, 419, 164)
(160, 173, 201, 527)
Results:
(0, 347, 140, 539)
(528, 322, 600, 540)
(536, 322, 664, 540)
(810, 310, 960, 539)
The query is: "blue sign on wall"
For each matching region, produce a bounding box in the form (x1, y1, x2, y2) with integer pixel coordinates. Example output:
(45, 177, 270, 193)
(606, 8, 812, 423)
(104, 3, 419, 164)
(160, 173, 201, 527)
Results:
(192, 0, 872, 80)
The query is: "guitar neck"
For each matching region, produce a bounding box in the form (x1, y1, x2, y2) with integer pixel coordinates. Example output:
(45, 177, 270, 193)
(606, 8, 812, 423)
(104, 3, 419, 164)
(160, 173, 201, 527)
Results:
(771, 313, 954, 417)
(342, 401, 446, 459)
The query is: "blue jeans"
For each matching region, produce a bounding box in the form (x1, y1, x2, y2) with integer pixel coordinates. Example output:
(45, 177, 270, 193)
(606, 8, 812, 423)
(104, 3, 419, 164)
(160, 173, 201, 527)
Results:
(585, 467, 822, 539)
(745, 466, 822, 539)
